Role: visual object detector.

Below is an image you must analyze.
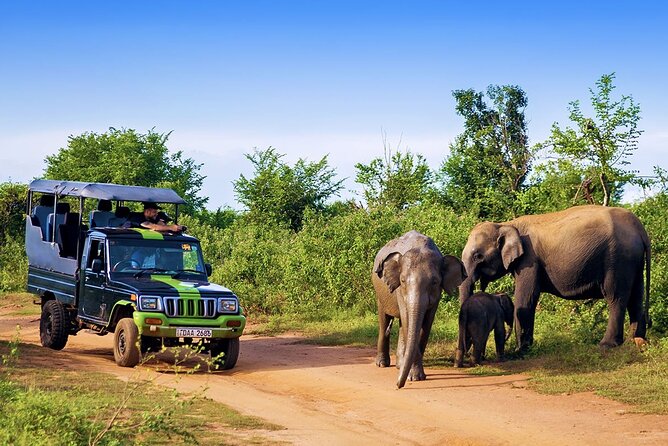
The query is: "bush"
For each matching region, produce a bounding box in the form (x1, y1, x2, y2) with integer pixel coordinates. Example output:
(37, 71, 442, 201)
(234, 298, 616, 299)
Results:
(0, 236, 27, 292)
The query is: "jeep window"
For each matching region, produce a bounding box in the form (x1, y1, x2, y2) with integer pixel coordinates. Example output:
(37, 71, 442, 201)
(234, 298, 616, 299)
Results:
(108, 239, 207, 278)
(87, 238, 106, 270)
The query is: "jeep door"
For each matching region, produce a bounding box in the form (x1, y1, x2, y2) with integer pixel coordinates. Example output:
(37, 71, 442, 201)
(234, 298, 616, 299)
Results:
(80, 237, 112, 322)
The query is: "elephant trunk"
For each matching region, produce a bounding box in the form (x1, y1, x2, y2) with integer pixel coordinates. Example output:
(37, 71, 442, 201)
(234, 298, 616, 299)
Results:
(397, 303, 424, 389)
(458, 271, 477, 303)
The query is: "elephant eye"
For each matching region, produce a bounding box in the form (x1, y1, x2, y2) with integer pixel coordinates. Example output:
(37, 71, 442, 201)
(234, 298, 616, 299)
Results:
(472, 252, 484, 263)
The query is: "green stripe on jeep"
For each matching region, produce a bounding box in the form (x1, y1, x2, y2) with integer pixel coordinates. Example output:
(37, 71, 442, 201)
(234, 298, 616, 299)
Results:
(130, 228, 164, 240)
(150, 275, 201, 298)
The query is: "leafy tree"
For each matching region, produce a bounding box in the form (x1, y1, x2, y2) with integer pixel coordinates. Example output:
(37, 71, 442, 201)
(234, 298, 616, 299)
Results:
(233, 147, 344, 231)
(355, 142, 433, 210)
(516, 159, 591, 214)
(44, 128, 207, 213)
(544, 73, 642, 206)
(194, 206, 238, 229)
(439, 85, 533, 219)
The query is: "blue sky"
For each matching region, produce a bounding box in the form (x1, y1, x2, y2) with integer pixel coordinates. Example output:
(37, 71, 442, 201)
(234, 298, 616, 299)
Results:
(1, 1, 666, 209)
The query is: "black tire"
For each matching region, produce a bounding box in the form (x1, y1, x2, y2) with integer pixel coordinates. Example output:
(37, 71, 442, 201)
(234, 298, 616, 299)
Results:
(40, 300, 69, 350)
(114, 318, 140, 367)
(210, 337, 240, 370)
(140, 335, 162, 355)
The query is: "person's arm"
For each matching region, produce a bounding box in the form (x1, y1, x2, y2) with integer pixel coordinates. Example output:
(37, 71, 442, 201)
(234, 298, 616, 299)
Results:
(140, 221, 184, 232)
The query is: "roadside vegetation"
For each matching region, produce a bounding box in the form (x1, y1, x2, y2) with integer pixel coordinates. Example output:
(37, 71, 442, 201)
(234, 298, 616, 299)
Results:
(0, 330, 280, 445)
(1, 72, 668, 433)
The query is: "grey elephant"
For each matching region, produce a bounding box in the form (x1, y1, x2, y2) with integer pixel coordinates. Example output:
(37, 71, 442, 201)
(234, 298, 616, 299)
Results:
(459, 205, 651, 352)
(455, 292, 514, 367)
(373, 230, 466, 388)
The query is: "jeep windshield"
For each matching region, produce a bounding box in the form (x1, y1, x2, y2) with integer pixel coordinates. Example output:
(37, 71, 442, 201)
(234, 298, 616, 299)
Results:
(109, 238, 207, 279)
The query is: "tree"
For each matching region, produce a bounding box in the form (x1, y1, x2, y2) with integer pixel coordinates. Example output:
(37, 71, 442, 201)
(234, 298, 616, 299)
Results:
(44, 128, 207, 213)
(233, 147, 344, 231)
(355, 137, 433, 210)
(544, 73, 642, 206)
(439, 85, 533, 219)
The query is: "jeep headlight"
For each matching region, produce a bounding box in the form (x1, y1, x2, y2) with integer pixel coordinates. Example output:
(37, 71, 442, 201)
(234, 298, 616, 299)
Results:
(139, 295, 162, 311)
(218, 297, 238, 313)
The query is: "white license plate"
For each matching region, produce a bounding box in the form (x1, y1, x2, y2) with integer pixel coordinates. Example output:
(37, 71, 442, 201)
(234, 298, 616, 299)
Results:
(175, 328, 213, 338)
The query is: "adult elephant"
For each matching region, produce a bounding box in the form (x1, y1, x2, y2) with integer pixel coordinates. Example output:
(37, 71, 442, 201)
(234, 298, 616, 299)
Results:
(459, 205, 651, 351)
(373, 230, 466, 388)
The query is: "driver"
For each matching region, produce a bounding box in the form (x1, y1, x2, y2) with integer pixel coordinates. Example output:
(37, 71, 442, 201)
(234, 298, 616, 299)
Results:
(126, 202, 184, 232)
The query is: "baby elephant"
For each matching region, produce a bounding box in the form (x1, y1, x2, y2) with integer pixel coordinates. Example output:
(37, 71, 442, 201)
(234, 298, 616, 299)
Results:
(455, 292, 514, 367)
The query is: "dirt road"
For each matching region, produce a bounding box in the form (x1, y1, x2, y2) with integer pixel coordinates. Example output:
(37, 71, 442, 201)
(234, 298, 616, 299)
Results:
(2, 315, 668, 446)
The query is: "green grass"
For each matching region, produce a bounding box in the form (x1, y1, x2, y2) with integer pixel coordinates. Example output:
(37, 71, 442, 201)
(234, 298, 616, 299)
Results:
(0, 339, 282, 446)
(0, 292, 40, 316)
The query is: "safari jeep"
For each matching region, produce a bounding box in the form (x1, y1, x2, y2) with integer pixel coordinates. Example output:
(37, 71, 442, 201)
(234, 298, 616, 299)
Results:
(25, 180, 245, 368)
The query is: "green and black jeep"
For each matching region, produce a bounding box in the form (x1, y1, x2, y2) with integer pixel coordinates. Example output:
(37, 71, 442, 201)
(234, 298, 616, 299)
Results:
(25, 180, 245, 368)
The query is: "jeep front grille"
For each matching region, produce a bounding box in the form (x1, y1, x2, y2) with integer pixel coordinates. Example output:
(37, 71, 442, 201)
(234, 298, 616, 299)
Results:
(163, 297, 217, 318)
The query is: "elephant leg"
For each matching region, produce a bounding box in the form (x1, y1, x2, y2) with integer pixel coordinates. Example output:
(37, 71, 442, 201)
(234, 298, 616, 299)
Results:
(600, 275, 631, 348)
(376, 312, 392, 367)
(471, 335, 485, 366)
(627, 268, 647, 341)
(514, 281, 540, 353)
(493, 319, 506, 362)
(396, 321, 406, 370)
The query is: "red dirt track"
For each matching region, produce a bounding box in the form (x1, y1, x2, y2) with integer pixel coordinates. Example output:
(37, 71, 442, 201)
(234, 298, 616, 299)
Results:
(1, 314, 668, 446)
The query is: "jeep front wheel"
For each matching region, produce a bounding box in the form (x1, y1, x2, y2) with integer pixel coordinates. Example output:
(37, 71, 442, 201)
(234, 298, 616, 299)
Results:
(114, 318, 140, 367)
(210, 337, 240, 370)
(40, 300, 69, 350)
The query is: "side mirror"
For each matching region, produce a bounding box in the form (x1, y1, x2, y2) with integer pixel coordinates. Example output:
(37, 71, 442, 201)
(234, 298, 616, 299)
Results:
(91, 258, 103, 273)
(205, 263, 212, 277)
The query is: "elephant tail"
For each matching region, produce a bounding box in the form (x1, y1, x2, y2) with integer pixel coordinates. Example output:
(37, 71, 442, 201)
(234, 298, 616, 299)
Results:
(385, 318, 394, 337)
(645, 235, 652, 329)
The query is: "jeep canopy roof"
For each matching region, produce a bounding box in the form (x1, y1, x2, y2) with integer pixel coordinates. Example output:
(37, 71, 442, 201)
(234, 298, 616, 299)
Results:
(28, 180, 187, 204)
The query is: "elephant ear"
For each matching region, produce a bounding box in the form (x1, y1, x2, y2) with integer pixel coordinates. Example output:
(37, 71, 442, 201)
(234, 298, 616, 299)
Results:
(375, 252, 402, 293)
(441, 255, 466, 295)
(497, 225, 523, 270)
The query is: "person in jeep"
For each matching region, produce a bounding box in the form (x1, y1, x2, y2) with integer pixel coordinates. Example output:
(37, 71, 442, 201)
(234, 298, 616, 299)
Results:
(126, 201, 184, 232)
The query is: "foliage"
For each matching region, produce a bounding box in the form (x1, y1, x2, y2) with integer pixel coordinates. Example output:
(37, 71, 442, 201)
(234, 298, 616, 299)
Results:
(439, 85, 534, 220)
(516, 158, 592, 214)
(543, 73, 643, 206)
(0, 334, 277, 446)
(233, 147, 345, 231)
(43, 128, 207, 213)
(632, 192, 668, 332)
(0, 236, 28, 292)
(192, 206, 238, 229)
(355, 140, 433, 209)
(0, 182, 27, 240)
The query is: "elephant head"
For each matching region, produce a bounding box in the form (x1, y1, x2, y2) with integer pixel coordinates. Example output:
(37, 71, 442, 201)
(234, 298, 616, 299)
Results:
(459, 222, 523, 302)
(376, 249, 465, 388)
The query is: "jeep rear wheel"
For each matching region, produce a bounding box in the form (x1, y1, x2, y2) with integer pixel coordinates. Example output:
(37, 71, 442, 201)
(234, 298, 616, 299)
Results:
(40, 300, 69, 350)
(114, 318, 140, 367)
(210, 337, 240, 370)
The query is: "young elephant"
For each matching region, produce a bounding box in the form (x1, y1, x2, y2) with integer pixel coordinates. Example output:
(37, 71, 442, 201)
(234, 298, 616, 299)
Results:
(373, 230, 466, 388)
(454, 292, 514, 367)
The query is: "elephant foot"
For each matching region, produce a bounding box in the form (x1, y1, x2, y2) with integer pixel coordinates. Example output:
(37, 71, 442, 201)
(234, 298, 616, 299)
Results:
(408, 367, 426, 381)
(375, 354, 390, 368)
(633, 337, 648, 350)
(454, 350, 464, 368)
(598, 338, 621, 351)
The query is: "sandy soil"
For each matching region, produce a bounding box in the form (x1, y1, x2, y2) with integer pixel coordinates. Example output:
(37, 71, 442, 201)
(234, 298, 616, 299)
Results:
(2, 314, 668, 446)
